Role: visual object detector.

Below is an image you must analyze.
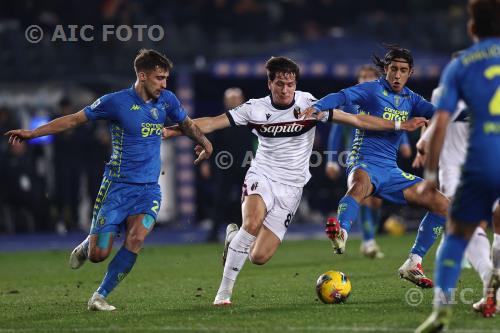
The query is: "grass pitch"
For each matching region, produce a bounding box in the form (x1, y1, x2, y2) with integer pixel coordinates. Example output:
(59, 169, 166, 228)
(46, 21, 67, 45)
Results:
(1, 233, 499, 333)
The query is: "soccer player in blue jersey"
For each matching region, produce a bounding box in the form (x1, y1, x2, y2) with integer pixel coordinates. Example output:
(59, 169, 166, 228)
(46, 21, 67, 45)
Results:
(5, 49, 213, 311)
(326, 64, 412, 259)
(301, 45, 450, 288)
(416, 0, 500, 331)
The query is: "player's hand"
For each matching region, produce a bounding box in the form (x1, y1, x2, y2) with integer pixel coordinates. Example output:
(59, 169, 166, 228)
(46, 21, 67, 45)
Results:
(325, 163, 341, 180)
(298, 107, 322, 120)
(162, 127, 178, 140)
(412, 152, 426, 169)
(4, 129, 34, 145)
(194, 143, 213, 165)
(401, 117, 428, 132)
(416, 179, 437, 195)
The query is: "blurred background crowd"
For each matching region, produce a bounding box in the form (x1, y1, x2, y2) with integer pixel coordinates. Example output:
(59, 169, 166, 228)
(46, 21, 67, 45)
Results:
(0, 0, 471, 238)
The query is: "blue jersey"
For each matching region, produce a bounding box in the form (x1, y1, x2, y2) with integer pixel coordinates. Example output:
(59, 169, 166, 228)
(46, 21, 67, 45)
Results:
(84, 86, 187, 184)
(316, 78, 434, 167)
(437, 38, 500, 174)
(326, 104, 410, 164)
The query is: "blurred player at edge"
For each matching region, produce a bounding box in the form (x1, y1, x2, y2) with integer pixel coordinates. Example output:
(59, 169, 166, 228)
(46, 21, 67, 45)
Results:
(416, 0, 500, 331)
(163, 56, 427, 305)
(5, 49, 213, 311)
(326, 64, 412, 259)
(301, 45, 449, 289)
(414, 49, 500, 315)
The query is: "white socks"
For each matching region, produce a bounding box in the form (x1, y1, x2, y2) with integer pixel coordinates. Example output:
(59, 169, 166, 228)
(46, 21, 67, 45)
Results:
(465, 227, 493, 291)
(216, 228, 256, 296)
(409, 253, 423, 264)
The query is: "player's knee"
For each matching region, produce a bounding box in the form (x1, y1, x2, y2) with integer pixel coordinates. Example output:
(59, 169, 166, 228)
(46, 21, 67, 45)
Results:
(88, 248, 109, 263)
(126, 233, 147, 251)
(346, 182, 367, 201)
(242, 214, 263, 235)
(249, 251, 270, 265)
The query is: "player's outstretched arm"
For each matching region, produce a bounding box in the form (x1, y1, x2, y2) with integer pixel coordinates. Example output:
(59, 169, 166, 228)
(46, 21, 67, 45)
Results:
(163, 114, 231, 139)
(4, 110, 88, 145)
(178, 116, 214, 165)
(331, 109, 428, 132)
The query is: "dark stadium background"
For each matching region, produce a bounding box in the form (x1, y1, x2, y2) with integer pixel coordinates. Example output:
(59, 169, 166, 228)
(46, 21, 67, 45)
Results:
(0, 0, 470, 245)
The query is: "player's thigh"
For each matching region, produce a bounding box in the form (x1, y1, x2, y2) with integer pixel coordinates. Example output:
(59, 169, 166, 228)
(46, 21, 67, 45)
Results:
(346, 167, 374, 200)
(124, 183, 162, 252)
(250, 225, 281, 265)
(125, 214, 155, 253)
(241, 173, 273, 234)
(241, 194, 267, 234)
(403, 176, 448, 215)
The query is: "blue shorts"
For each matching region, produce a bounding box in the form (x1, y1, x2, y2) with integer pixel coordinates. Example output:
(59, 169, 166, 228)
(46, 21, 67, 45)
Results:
(90, 177, 162, 234)
(451, 170, 500, 223)
(348, 162, 422, 205)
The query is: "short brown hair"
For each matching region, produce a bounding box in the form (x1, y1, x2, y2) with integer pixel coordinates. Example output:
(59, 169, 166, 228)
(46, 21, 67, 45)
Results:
(468, 0, 500, 38)
(357, 65, 380, 79)
(265, 56, 300, 81)
(134, 49, 173, 74)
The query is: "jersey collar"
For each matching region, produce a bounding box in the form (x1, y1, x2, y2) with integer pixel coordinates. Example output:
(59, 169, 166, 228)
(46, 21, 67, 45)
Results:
(269, 93, 296, 110)
(379, 78, 409, 96)
(129, 84, 160, 105)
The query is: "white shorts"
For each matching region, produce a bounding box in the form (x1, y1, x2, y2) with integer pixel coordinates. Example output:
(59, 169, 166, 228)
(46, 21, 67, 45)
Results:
(439, 165, 462, 199)
(243, 170, 303, 241)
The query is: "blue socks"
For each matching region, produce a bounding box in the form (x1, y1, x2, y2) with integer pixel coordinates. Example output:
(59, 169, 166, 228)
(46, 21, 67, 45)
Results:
(337, 196, 360, 233)
(434, 234, 468, 305)
(411, 212, 445, 258)
(360, 206, 376, 242)
(97, 246, 137, 297)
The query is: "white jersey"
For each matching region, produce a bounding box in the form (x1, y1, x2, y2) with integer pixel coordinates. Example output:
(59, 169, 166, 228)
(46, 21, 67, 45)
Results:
(227, 91, 318, 187)
(423, 86, 469, 197)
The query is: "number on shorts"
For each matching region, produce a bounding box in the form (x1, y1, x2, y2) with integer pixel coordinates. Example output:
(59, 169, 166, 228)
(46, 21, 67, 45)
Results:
(284, 213, 292, 228)
(401, 172, 416, 181)
(151, 200, 159, 214)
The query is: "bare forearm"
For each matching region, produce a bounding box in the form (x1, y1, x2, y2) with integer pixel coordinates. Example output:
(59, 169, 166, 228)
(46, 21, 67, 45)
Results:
(355, 114, 394, 131)
(33, 112, 86, 138)
(179, 118, 212, 148)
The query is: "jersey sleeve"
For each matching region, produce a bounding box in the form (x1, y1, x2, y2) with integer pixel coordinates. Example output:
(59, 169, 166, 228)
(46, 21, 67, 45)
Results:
(165, 92, 188, 124)
(340, 104, 359, 114)
(226, 101, 253, 126)
(436, 59, 461, 114)
(412, 93, 436, 119)
(341, 82, 373, 107)
(83, 93, 117, 121)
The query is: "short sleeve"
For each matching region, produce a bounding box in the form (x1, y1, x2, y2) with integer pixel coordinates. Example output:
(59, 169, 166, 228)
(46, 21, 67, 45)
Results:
(164, 92, 187, 124)
(436, 59, 461, 114)
(83, 93, 116, 121)
(226, 101, 253, 126)
(412, 93, 436, 119)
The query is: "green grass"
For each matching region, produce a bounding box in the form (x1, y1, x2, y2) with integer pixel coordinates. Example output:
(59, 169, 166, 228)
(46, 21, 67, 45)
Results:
(0, 234, 499, 333)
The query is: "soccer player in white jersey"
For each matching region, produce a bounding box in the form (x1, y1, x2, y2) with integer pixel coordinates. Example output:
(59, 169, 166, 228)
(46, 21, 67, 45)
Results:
(414, 84, 500, 314)
(164, 56, 426, 305)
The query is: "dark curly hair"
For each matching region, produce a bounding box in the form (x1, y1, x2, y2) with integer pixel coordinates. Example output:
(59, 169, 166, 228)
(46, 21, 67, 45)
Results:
(372, 44, 414, 73)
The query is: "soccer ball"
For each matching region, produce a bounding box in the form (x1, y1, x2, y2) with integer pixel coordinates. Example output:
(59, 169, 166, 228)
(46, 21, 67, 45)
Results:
(316, 270, 352, 304)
